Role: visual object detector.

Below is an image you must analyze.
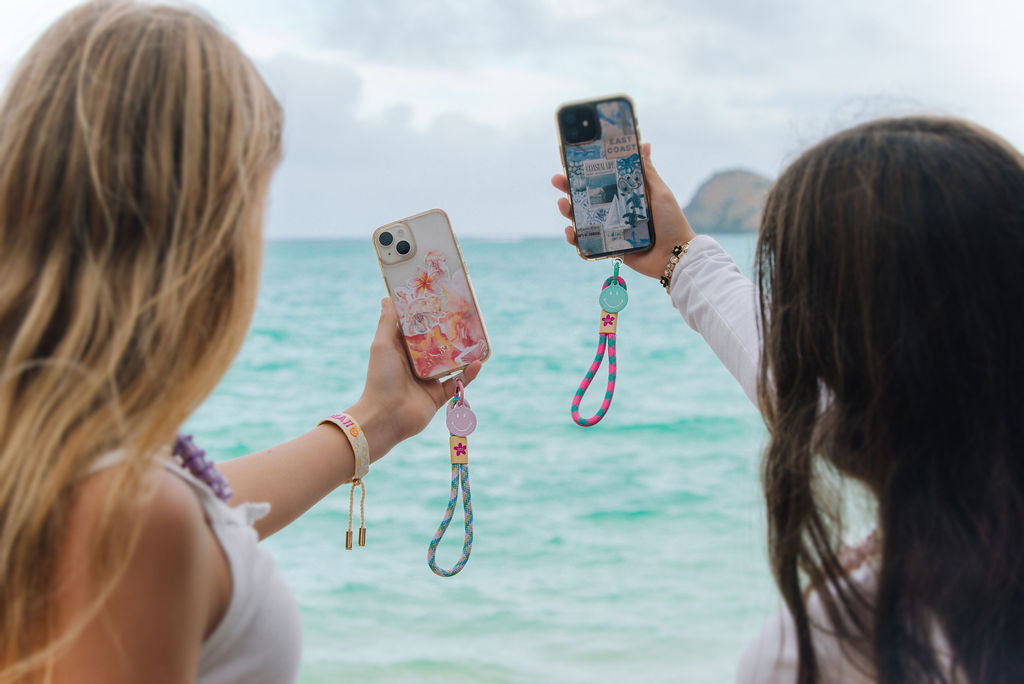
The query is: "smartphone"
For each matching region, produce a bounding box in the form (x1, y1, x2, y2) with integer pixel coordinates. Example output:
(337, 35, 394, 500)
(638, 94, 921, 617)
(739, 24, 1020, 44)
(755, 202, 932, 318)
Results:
(372, 209, 491, 380)
(556, 95, 655, 260)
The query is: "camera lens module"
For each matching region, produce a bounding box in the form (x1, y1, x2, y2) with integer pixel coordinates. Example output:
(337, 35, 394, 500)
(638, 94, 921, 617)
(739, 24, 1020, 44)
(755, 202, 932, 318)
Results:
(396, 240, 411, 255)
(560, 105, 599, 145)
(378, 231, 394, 246)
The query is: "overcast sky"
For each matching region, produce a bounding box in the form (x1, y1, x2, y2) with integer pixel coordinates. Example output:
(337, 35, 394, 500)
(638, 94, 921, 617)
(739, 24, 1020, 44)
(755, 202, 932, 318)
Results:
(2, 0, 1022, 238)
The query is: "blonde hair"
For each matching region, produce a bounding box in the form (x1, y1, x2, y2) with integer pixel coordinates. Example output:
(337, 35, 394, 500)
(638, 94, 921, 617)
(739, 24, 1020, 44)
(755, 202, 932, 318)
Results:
(0, 1, 282, 679)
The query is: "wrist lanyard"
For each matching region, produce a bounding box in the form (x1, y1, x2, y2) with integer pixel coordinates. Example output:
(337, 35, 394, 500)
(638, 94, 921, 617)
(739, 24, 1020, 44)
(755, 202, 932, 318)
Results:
(427, 378, 475, 577)
(571, 259, 628, 427)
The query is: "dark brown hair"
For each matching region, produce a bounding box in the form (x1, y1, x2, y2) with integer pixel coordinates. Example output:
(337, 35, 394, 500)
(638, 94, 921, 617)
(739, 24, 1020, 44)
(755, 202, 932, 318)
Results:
(756, 117, 1024, 683)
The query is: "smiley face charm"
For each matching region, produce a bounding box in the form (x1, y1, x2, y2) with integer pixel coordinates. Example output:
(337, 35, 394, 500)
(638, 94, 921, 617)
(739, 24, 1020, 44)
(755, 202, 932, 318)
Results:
(446, 402, 477, 437)
(599, 283, 629, 313)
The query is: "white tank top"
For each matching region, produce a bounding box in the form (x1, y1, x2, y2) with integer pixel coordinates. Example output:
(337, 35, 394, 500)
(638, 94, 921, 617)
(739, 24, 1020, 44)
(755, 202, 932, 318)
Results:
(89, 453, 303, 683)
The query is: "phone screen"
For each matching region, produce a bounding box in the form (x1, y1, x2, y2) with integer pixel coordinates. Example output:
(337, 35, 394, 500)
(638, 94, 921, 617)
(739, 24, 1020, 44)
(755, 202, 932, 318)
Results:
(558, 96, 653, 259)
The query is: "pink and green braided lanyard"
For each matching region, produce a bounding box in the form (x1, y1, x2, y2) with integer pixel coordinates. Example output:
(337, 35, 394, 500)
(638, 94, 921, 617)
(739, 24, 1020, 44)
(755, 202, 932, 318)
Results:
(427, 379, 475, 577)
(571, 260, 629, 427)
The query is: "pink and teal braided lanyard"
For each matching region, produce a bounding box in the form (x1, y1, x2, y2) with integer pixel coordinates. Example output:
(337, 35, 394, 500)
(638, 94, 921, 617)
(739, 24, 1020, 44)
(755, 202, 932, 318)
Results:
(571, 260, 628, 427)
(427, 379, 475, 577)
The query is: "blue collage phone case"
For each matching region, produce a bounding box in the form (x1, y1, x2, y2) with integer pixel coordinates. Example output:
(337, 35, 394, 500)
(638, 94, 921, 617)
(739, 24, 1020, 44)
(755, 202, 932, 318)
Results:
(559, 96, 653, 259)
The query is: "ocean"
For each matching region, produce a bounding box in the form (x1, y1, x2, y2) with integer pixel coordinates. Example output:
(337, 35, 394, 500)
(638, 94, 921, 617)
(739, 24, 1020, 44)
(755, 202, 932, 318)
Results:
(186, 234, 777, 683)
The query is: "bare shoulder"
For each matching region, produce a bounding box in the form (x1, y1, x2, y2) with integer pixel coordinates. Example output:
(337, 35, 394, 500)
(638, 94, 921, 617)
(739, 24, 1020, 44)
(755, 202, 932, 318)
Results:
(66, 463, 209, 576)
(56, 464, 225, 683)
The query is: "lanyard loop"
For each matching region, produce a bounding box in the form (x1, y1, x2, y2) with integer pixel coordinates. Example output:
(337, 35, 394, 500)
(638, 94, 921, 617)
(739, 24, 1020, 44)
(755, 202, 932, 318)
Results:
(427, 461, 473, 577)
(571, 262, 628, 427)
(571, 328, 618, 427)
(428, 386, 475, 577)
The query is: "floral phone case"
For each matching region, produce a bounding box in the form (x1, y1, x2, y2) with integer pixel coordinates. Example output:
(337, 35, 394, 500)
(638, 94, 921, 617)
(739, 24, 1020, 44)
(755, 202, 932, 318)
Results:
(373, 209, 490, 380)
(557, 95, 654, 260)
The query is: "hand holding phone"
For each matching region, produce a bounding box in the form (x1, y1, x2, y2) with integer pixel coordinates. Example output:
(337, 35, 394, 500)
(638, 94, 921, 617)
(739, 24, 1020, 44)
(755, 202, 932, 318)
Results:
(553, 141, 697, 280)
(372, 210, 490, 380)
(348, 298, 482, 453)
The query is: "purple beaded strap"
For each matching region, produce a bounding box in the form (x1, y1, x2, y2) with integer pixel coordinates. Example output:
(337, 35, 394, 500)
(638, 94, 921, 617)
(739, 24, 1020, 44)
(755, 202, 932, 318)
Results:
(173, 434, 233, 502)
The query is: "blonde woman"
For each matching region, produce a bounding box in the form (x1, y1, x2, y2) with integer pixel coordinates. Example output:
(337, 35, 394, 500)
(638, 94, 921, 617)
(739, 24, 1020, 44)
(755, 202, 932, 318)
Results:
(0, 2, 480, 682)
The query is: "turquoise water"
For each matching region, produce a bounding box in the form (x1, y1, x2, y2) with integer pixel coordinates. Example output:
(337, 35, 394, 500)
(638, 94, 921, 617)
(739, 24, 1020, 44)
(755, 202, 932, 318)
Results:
(187, 234, 776, 683)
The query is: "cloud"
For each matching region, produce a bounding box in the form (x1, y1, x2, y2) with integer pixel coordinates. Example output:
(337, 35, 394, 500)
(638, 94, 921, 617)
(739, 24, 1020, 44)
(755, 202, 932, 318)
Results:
(3, 0, 1023, 238)
(259, 53, 563, 239)
(224, 0, 1024, 239)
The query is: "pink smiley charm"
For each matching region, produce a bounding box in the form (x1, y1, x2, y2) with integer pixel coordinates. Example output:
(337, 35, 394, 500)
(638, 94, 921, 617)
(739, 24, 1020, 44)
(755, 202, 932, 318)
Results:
(446, 403, 477, 437)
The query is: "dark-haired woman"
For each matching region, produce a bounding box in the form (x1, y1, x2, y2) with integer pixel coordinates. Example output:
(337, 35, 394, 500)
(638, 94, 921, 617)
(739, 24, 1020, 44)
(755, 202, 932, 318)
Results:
(554, 118, 1024, 683)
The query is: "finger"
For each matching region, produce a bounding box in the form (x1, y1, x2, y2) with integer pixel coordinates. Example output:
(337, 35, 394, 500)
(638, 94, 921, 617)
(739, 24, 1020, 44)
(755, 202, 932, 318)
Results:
(557, 196, 572, 220)
(439, 360, 483, 403)
(641, 142, 664, 185)
(564, 226, 577, 245)
(373, 297, 402, 346)
(550, 174, 569, 193)
(461, 360, 482, 386)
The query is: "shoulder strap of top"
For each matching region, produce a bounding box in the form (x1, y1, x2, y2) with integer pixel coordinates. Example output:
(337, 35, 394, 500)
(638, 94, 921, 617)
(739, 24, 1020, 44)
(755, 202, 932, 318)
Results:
(83, 449, 129, 476)
(84, 449, 270, 527)
(163, 461, 271, 527)
(84, 448, 222, 514)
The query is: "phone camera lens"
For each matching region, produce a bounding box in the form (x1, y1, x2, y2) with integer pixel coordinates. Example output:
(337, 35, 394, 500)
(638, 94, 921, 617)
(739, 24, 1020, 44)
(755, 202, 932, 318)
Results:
(396, 240, 411, 255)
(561, 105, 599, 144)
(378, 231, 394, 246)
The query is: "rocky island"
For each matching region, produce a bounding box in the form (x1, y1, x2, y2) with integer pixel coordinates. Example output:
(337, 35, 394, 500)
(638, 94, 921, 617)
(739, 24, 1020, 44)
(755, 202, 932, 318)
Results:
(682, 169, 772, 233)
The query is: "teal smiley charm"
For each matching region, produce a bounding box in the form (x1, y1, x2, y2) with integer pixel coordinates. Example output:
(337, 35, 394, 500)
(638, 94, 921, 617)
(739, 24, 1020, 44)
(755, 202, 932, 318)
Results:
(599, 283, 628, 313)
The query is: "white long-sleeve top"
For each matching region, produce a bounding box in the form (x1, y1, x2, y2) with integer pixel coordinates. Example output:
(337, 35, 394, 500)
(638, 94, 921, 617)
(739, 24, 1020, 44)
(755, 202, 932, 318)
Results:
(668, 236, 761, 406)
